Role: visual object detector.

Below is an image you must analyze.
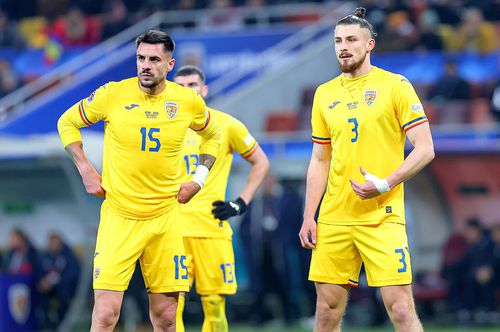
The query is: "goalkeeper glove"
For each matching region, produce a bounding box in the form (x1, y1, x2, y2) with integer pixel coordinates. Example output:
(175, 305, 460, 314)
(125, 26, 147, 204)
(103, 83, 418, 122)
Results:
(212, 197, 247, 220)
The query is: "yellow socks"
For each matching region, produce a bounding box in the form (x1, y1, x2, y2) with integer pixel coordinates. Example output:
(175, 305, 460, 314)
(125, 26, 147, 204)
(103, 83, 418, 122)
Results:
(176, 293, 186, 332)
(201, 295, 228, 332)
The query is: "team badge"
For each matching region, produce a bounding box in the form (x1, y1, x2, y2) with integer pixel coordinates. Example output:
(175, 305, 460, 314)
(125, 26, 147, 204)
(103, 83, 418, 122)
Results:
(8, 283, 30, 324)
(364, 90, 377, 106)
(165, 101, 178, 119)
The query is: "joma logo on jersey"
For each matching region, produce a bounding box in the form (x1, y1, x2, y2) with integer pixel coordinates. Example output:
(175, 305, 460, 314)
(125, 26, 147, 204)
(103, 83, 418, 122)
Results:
(328, 101, 340, 109)
(125, 103, 139, 110)
(165, 101, 178, 119)
(364, 90, 377, 106)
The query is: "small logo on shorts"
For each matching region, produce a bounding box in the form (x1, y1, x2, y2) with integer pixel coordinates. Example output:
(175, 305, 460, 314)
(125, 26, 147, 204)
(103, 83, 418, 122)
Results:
(94, 268, 101, 280)
(386, 206, 392, 213)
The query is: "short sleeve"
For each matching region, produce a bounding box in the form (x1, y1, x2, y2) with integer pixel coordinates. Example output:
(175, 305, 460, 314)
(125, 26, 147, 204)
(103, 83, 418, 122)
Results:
(311, 87, 331, 144)
(227, 116, 258, 158)
(393, 76, 428, 132)
(189, 92, 209, 131)
(78, 83, 110, 125)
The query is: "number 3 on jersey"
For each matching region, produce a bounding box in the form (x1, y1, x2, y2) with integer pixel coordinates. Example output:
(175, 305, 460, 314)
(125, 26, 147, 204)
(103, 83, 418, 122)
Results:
(140, 127, 161, 152)
(348, 118, 359, 143)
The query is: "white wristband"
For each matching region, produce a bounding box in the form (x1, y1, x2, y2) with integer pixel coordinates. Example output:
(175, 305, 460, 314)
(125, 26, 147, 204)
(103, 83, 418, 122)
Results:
(364, 172, 391, 194)
(191, 165, 209, 189)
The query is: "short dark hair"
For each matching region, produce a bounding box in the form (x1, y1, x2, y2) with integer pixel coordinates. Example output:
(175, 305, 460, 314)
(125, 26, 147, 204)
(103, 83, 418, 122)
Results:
(174, 65, 206, 84)
(336, 7, 377, 38)
(136, 30, 175, 53)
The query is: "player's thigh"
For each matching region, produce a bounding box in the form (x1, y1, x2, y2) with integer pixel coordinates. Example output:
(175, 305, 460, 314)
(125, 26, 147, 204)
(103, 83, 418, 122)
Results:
(188, 237, 237, 295)
(353, 222, 412, 287)
(94, 201, 145, 291)
(141, 207, 189, 293)
(309, 223, 363, 287)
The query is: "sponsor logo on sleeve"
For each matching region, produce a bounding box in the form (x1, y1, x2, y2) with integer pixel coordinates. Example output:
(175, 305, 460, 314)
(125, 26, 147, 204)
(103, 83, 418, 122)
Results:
(244, 133, 254, 146)
(411, 104, 424, 112)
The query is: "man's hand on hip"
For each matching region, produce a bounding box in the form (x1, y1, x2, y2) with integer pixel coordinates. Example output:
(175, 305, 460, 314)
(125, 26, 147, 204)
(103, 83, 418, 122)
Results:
(178, 181, 201, 204)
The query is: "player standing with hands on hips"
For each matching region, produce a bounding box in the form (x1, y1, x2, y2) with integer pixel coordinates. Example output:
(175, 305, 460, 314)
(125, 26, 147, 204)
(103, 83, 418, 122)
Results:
(299, 8, 434, 332)
(57, 30, 220, 332)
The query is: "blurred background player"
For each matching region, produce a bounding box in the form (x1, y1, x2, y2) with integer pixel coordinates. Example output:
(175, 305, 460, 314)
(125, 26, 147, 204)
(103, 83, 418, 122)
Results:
(174, 65, 269, 332)
(299, 7, 434, 332)
(57, 30, 220, 332)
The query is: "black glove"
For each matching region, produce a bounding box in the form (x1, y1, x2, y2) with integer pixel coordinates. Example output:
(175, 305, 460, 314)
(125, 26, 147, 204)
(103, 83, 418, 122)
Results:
(211, 197, 247, 220)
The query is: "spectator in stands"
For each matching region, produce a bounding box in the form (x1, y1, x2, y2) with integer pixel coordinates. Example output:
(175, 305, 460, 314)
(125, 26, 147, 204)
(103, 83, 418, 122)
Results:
(101, 0, 130, 41)
(447, 7, 496, 54)
(428, 58, 470, 103)
(2, 229, 40, 277)
(0, 59, 20, 98)
(376, 10, 417, 53)
(414, 9, 443, 52)
(441, 225, 469, 313)
(0, 10, 26, 49)
(240, 175, 300, 325)
(50, 6, 101, 46)
(37, 232, 81, 329)
(458, 218, 496, 323)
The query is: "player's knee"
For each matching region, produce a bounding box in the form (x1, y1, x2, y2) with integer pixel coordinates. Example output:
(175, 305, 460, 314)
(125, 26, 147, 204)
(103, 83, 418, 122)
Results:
(93, 303, 120, 328)
(387, 299, 414, 324)
(315, 300, 343, 324)
(150, 308, 176, 330)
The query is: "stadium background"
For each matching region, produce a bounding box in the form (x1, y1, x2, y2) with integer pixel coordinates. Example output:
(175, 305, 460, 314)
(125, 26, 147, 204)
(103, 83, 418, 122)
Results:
(0, 0, 499, 331)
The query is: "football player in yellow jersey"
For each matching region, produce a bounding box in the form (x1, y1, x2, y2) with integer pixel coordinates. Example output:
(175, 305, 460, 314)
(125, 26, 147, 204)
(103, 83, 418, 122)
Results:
(57, 30, 221, 332)
(298, 8, 434, 332)
(173, 65, 270, 332)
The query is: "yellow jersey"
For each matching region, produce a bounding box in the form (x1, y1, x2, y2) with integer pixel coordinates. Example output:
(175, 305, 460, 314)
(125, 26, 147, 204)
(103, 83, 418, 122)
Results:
(58, 78, 220, 219)
(179, 109, 258, 238)
(311, 66, 427, 225)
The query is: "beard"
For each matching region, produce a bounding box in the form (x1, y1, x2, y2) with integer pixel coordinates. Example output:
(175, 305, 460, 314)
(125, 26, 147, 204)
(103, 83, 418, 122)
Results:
(139, 76, 160, 89)
(337, 52, 367, 73)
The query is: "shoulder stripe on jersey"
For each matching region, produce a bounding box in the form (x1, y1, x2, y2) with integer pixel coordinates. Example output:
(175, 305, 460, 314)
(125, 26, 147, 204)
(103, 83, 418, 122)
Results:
(79, 100, 93, 125)
(402, 116, 427, 130)
(193, 110, 211, 132)
(242, 142, 258, 158)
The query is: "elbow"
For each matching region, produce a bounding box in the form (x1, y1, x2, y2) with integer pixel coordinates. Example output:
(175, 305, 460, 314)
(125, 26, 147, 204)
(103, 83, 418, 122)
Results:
(261, 155, 271, 176)
(426, 146, 435, 165)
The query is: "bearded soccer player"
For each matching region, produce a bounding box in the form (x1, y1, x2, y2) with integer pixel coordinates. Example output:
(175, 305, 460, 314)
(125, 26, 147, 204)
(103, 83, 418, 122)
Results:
(298, 8, 434, 332)
(57, 30, 220, 332)
(174, 65, 269, 332)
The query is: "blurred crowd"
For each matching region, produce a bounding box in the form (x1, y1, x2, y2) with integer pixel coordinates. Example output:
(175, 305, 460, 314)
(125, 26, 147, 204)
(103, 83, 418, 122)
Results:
(441, 219, 500, 324)
(1, 0, 500, 125)
(0, 229, 81, 330)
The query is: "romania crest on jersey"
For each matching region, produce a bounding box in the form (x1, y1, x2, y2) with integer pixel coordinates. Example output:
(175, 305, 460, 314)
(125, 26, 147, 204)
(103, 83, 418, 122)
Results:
(165, 102, 178, 119)
(364, 90, 377, 106)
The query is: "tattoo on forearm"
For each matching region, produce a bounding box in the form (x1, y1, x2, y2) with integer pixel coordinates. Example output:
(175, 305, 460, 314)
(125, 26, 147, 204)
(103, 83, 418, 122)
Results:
(199, 154, 216, 170)
(65, 142, 83, 164)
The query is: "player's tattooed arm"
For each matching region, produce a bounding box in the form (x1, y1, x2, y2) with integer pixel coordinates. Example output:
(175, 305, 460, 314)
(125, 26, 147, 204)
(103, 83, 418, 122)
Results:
(199, 153, 216, 170)
(65, 142, 105, 197)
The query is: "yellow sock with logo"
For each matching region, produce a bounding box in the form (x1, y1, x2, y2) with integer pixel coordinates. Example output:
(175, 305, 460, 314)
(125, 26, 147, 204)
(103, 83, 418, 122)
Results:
(201, 295, 228, 332)
(176, 293, 186, 332)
